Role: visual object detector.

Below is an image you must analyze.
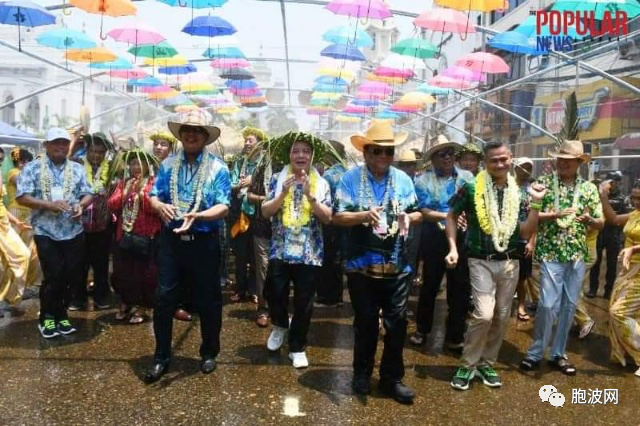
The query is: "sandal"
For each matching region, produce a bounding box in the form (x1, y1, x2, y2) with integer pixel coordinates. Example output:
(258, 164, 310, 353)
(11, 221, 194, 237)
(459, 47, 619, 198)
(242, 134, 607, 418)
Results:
(519, 357, 540, 371)
(549, 356, 577, 376)
(230, 293, 244, 303)
(517, 312, 531, 321)
(115, 305, 131, 321)
(129, 312, 145, 325)
(409, 332, 426, 346)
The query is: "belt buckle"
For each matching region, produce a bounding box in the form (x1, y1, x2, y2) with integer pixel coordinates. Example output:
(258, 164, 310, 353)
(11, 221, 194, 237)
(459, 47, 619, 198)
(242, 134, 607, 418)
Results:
(179, 234, 194, 242)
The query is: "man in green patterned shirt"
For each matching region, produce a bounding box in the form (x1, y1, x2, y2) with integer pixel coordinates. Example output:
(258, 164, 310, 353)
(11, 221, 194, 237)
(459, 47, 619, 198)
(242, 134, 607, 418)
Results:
(520, 140, 603, 376)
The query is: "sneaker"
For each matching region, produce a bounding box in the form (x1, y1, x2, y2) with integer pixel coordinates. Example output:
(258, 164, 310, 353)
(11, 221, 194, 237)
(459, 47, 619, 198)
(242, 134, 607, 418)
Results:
(288, 352, 309, 369)
(519, 357, 541, 371)
(477, 365, 502, 388)
(578, 319, 595, 340)
(635, 367, 640, 378)
(94, 300, 111, 310)
(450, 367, 475, 391)
(38, 318, 60, 339)
(57, 319, 77, 335)
(267, 326, 287, 351)
(409, 332, 425, 346)
(67, 302, 86, 312)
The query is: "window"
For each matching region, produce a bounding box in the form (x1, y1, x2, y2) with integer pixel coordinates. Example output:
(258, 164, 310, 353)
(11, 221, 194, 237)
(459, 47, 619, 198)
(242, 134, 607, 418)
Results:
(2, 95, 15, 125)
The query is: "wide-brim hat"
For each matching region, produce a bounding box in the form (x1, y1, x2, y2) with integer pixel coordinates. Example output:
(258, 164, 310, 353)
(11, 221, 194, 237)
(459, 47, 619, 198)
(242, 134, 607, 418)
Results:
(425, 134, 462, 159)
(350, 119, 408, 152)
(397, 149, 417, 163)
(548, 140, 590, 162)
(168, 110, 220, 145)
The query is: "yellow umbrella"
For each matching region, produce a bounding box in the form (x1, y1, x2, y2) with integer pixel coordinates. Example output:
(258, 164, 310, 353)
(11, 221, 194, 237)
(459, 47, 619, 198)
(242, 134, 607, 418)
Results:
(311, 92, 342, 100)
(181, 81, 214, 92)
(217, 106, 240, 115)
(65, 46, 117, 63)
(316, 67, 355, 81)
(397, 91, 436, 106)
(366, 73, 409, 84)
(435, 0, 506, 12)
(147, 89, 180, 100)
(336, 114, 361, 123)
(144, 55, 187, 67)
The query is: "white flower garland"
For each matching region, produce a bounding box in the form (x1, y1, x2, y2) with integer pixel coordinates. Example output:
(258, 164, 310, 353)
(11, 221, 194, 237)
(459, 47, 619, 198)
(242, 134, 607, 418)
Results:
(553, 172, 581, 229)
(40, 157, 74, 201)
(121, 177, 148, 233)
(169, 151, 211, 220)
(358, 166, 400, 240)
(477, 171, 520, 252)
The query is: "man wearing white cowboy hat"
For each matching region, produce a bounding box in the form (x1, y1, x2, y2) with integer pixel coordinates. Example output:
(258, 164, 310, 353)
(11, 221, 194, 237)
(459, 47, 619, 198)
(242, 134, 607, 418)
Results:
(333, 120, 422, 404)
(411, 135, 474, 350)
(520, 139, 603, 376)
(145, 110, 231, 383)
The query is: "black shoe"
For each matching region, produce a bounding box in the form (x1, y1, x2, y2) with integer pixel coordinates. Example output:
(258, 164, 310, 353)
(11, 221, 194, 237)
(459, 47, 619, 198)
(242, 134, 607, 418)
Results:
(585, 291, 597, 299)
(94, 300, 111, 310)
(201, 358, 217, 374)
(67, 302, 86, 311)
(352, 375, 371, 395)
(603, 291, 612, 300)
(379, 380, 415, 404)
(519, 357, 541, 371)
(144, 363, 169, 384)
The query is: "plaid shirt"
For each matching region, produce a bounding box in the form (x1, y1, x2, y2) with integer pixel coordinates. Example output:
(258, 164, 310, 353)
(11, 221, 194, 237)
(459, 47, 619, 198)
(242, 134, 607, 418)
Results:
(449, 180, 527, 257)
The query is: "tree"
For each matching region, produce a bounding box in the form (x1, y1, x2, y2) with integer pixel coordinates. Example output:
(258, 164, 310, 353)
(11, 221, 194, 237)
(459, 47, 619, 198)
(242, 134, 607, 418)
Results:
(266, 108, 298, 136)
(53, 113, 72, 128)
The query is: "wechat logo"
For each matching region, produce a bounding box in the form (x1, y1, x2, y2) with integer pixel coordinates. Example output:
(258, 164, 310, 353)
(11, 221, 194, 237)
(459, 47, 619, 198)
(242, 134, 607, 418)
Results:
(539, 385, 565, 407)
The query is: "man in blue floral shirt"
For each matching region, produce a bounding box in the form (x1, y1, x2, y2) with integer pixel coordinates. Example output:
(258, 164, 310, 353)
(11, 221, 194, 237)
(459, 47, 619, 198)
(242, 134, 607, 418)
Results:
(334, 120, 422, 404)
(17, 127, 93, 339)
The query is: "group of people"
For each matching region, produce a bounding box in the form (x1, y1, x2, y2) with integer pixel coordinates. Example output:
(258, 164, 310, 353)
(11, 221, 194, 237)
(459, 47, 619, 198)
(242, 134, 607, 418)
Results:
(0, 113, 639, 405)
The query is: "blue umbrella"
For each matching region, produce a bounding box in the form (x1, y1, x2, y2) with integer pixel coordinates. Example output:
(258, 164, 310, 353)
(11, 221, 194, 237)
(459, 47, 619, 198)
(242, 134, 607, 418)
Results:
(376, 109, 402, 119)
(310, 98, 337, 106)
(90, 57, 134, 70)
(158, 0, 228, 8)
(417, 83, 452, 95)
(129, 76, 164, 87)
(182, 15, 237, 37)
(160, 94, 194, 106)
(488, 30, 543, 55)
(351, 99, 379, 107)
(36, 27, 96, 50)
(320, 43, 366, 62)
(158, 63, 198, 75)
(323, 25, 374, 48)
(226, 80, 257, 89)
(0, 0, 56, 50)
(202, 46, 245, 58)
(314, 76, 349, 86)
(313, 83, 347, 93)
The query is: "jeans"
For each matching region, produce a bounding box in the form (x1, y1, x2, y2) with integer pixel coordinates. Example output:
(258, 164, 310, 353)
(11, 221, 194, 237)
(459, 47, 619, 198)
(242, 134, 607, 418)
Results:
(76, 229, 112, 305)
(34, 234, 85, 322)
(232, 226, 256, 296)
(526, 260, 585, 361)
(153, 230, 222, 364)
(265, 260, 318, 352)
(348, 272, 408, 382)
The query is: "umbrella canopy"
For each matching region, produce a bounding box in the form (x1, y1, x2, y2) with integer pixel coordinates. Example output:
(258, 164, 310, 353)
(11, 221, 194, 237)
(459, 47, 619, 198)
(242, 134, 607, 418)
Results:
(182, 15, 237, 37)
(109, 68, 147, 79)
(36, 27, 96, 50)
(552, 0, 640, 19)
(314, 76, 349, 86)
(441, 65, 487, 82)
(311, 92, 342, 100)
(391, 38, 438, 59)
(70, 0, 136, 16)
(351, 99, 379, 107)
(226, 80, 257, 89)
(0, 1, 56, 50)
(456, 51, 510, 73)
(372, 66, 414, 78)
(336, 114, 361, 123)
(366, 73, 410, 84)
(219, 67, 254, 80)
(325, 0, 392, 19)
(322, 25, 373, 48)
(129, 41, 178, 59)
(107, 22, 165, 45)
(315, 67, 355, 81)
(65, 47, 117, 63)
(428, 75, 473, 89)
(390, 102, 422, 113)
(139, 84, 173, 94)
(321, 44, 366, 62)
(206, 96, 230, 105)
(313, 83, 347, 93)
(414, 7, 476, 34)
(202, 46, 246, 58)
(158, 63, 197, 75)
(343, 104, 375, 114)
(181, 81, 215, 92)
(376, 109, 402, 119)
(211, 58, 250, 68)
(381, 53, 425, 71)
(435, 0, 506, 12)
(417, 83, 453, 95)
(355, 90, 389, 100)
(613, 132, 640, 149)
(91, 57, 134, 69)
(358, 81, 392, 94)
(488, 30, 542, 55)
(148, 89, 181, 100)
(158, 0, 228, 7)
(231, 87, 261, 96)
(144, 55, 188, 67)
(396, 91, 437, 106)
(129, 76, 164, 87)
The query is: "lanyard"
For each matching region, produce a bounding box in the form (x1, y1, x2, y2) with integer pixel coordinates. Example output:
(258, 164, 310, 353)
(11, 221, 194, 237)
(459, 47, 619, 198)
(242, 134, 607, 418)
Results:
(182, 162, 200, 188)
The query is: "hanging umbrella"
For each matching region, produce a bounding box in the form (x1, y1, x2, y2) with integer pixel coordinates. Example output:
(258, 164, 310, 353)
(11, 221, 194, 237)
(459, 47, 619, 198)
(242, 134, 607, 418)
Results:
(65, 46, 117, 63)
(372, 66, 414, 78)
(487, 30, 542, 55)
(144, 55, 188, 67)
(158, 0, 228, 7)
(396, 91, 437, 106)
(351, 99, 379, 107)
(325, 0, 392, 19)
(428, 75, 473, 89)
(381, 53, 426, 71)
(91, 56, 134, 69)
(37, 27, 97, 50)
(313, 83, 347, 93)
(107, 22, 165, 45)
(202, 46, 246, 58)
(158, 63, 197, 75)
(220, 68, 254, 80)
(206, 96, 230, 105)
(109, 68, 147, 79)
(70, 0, 137, 39)
(226, 80, 257, 89)
(414, 8, 476, 34)
(148, 89, 181, 100)
(417, 83, 453, 95)
(0, 1, 56, 51)
(336, 114, 361, 123)
(441, 65, 487, 82)
(182, 15, 237, 37)
(366, 73, 410, 85)
(231, 87, 261, 96)
(129, 76, 164, 87)
(321, 44, 366, 62)
(310, 97, 336, 106)
(129, 41, 178, 59)
(376, 109, 402, 119)
(322, 25, 373, 48)
(391, 38, 438, 59)
(314, 76, 349, 86)
(390, 103, 422, 113)
(139, 84, 173, 94)
(358, 81, 393, 95)
(211, 58, 250, 68)
(435, 0, 506, 12)
(552, 0, 640, 20)
(355, 90, 388, 100)
(315, 67, 355, 81)
(311, 92, 342, 100)
(182, 81, 215, 92)
(343, 104, 375, 114)
(456, 51, 510, 74)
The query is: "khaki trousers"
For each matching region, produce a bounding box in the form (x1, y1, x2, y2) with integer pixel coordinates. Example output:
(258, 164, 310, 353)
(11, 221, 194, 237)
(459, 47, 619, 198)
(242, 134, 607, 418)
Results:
(461, 258, 519, 369)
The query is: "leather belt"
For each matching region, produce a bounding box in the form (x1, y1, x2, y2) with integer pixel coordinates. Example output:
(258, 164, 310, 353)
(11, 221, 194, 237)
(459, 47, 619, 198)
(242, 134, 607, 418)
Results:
(469, 251, 518, 261)
(362, 264, 400, 278)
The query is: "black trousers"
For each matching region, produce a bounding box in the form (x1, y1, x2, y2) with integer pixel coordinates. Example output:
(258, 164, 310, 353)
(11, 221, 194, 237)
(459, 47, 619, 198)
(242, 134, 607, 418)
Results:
(415, 226, 469, 344)
(590, 229, 623, 295)
(265, 260, 318, 352)
(153, 230, 222, 364)
(348, 272, 408, 382)
(315, 225, 344, 305)
(75, 228, 112, 305)
(34, 234, 85, 322)
(232, 225, 256, 296)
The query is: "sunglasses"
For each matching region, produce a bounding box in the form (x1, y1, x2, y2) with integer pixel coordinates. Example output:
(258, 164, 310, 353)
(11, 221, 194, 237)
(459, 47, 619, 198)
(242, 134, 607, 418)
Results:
(369, 147, 395, 157)
(435, 149, 455, 159)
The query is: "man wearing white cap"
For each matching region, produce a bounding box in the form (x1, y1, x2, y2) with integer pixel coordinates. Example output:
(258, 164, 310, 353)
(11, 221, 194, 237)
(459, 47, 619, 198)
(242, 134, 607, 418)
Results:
(16, 127, 93, 339)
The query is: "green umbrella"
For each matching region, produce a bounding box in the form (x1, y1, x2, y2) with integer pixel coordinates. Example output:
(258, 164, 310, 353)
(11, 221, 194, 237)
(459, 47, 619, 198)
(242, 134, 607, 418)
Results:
(391, 38, 438, 59)
(128, 41, 178, 59)
(551, 0, 640, 20)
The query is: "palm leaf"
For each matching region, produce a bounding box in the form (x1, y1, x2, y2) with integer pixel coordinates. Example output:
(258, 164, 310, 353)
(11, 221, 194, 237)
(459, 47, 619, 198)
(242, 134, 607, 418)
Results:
(556, 91, 579, 145)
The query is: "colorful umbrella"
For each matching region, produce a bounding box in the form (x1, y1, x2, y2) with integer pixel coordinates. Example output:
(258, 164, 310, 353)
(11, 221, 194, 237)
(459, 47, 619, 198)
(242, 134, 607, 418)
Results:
(320, 44, 366, 62)
(314, 76, 349, 86)
(456, 51, 509, 74)
(158, 63, 197, 75)
(182, 15, 237, 37)
(366, 73, 410, 85)
(322, 25, 373, 48)
(65, 46, 117, 63)
(552, 0, 640, 20)
(311, 92, 342, 100)
(129, 76, 164, 87)
(414, 8, 476, 34)
(107, 22, 165, 45)
(417, 83, 453, 95)
(381, 53, 426, 71)
(428, 75, 473, 89)
(144, 55, 188, 67)
(139, 84, 173, 94)
(37, 27, 96, 50)
(181, 81, 215, 92)
(316, 67, 355, 81)
(343, 104, 375, 114)
(358, 81, 392, 95)
(109, 68, 147, 79)
(0, 1, 56, 50)
(148, 89, 181, 100)
(376, 109, 402, 119)
(219, 68, 254, 80)
(487, 30, 541, 55)
(226, 80, 257, 89)
(211, 58, 250, 68)
(231, 87, 261, 96)
(325, 0, 392, 19)
(351, 99, 379, 107)
(313, 83, 347, 93)
(310, 98, 337, 107)
(129, 41, 178, 59)
(202, 46, 246, 58)
(396, 91, 437, 106)
(70, 0, 137, 38)
(206, 96, 230, 105)
(355, 90, 388, 100)
(390, 102, 422, 113)
(372, 66, 414, 78)
(391, 38, 438, 59)
(435, 0, 506, 12)
(90, 57, 134, 69)
(158, 0, 228, 7)
(442, 65, 487, 82)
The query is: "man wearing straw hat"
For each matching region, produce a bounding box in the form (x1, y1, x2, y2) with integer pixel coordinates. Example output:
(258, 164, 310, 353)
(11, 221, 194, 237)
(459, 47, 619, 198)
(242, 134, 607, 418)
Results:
(334, 120, 422, 404)
(520, 139, 603, 376)
(144, 110, 231, 383)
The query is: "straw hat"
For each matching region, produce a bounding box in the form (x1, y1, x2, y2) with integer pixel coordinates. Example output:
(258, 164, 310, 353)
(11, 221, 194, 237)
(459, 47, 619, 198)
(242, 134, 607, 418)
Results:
(425, 134, 462, 159)
(397, 150, 417, 163)
(513, 157, 533, 168)
(350, 119, 408, 152)
(548, 140, 590, 162)
(168, 110, 220, 145)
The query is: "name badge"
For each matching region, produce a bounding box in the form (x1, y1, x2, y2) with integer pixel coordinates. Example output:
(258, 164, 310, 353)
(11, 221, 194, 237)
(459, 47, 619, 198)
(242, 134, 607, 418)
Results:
(373, 213, 388, 235)
(51, 186, 64, 201)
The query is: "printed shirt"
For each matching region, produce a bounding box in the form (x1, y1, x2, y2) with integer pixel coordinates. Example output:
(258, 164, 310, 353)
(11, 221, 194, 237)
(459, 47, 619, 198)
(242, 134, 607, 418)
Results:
(449, 179, 528, 257)
(335, 165, 419, 275)
(415, 166, 474, 228)
(151, 151, 231, 233)
(230, 154, 261, 216)
(16, 156, 92, 241)
(108, 177, 162, 241)
(323, 163, 347, 199)
(266, 171, 331, 266)
(534, 174, 603, 262)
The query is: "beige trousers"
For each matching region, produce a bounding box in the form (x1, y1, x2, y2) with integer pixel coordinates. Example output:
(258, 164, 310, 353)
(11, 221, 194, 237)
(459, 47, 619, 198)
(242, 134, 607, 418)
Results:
(0, 216, 30, 305)
(253, 236, 270, 308)
(461, 258, 520, 369)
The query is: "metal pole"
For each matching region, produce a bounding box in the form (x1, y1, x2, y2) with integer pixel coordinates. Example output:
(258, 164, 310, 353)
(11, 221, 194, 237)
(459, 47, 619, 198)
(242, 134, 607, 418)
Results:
(0, 74, 101, 110)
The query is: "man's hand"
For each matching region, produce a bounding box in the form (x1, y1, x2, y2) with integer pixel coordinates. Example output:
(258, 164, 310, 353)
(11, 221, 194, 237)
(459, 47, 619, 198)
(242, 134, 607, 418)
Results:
(71, 204, 83, 219)
(239, 175, 252, 189)
(301, 169, 311, 198)
(445, 249, 459, 269)
(173, 212, 199, 234)
(49, 200, 71, 213)
(557, 207, 577, 218)
(398, 212, 410, 237)
(524, 239, 535, 258)
(619, 247, 634, 271)
(457, 212, 468, 232)
(528, 183, 547, 202)
(282, 175, 295, 195)
(599, 180, 612, 198)
(366, 206, 383, 226)
(154, 201, 177, 224)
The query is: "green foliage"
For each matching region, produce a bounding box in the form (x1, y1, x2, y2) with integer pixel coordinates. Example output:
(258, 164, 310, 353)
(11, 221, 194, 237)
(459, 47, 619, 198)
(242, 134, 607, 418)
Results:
(556, 91, 579, 144)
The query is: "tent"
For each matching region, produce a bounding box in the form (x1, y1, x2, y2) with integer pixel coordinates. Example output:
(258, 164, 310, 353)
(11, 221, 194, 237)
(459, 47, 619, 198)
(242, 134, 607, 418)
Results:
(0, 120, 41, 181)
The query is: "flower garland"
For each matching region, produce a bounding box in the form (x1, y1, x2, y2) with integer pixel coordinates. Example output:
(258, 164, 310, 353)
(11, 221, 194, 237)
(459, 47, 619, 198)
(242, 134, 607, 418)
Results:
(169, 151, 211, 220)
(40, 157, 74, 201)
(474, 170, 520, 252)
(282, 165, 317, 229)
(84, 159, 109, 194)
(121, 177, 148, 233)
(553, 172, 581, 229)
(358, 166, 400, 240)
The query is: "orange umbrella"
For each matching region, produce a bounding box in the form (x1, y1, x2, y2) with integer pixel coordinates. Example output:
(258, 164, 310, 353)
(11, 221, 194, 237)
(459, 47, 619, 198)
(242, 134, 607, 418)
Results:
(65, 46, 117, 63)
(69, 0, 137, 38)
(148, 89, 181, 100)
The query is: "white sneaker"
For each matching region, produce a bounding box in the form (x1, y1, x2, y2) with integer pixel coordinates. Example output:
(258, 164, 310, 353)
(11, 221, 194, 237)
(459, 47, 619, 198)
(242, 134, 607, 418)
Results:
(267, 326, 287, 351)
(289, 351, 309, 369)
(635, 367, 640, 378)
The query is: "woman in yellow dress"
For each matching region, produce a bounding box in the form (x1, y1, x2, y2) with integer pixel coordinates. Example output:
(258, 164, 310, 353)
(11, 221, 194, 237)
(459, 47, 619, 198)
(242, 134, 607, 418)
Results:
(600, 180, 640, 377)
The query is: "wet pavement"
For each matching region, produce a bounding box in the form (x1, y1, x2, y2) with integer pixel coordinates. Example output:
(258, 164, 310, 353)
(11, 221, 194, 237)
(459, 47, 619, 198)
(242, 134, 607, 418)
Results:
(0, 288, 638, 425)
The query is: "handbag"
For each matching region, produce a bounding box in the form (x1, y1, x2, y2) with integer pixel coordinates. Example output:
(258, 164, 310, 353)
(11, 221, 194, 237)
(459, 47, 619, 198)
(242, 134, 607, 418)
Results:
(230, 211, 250, 238)
(119, 232, 152, 257)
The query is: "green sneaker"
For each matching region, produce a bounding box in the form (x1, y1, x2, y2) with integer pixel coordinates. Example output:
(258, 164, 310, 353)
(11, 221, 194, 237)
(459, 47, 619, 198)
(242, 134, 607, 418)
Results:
(38, 318, 59, 339)
(57, 319, 77, 335)
(450, 367, 475, 391)
(477, 365, 502, 388)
